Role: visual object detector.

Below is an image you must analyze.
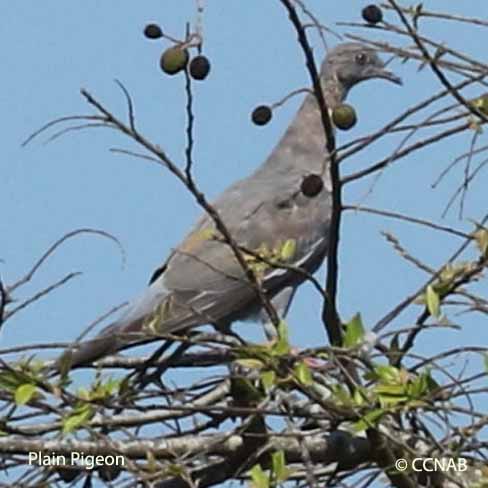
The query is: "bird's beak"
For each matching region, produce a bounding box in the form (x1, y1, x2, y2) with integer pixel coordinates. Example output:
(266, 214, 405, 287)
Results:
(380, 69, 403, 85)
(367, 66, 403, 85)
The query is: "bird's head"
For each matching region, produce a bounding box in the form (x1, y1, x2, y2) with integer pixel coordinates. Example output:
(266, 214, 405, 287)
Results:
(321, 42, 402, 98)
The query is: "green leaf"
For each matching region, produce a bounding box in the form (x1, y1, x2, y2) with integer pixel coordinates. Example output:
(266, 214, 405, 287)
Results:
(62, 404, 94, 434)
(14, 383, 37, 405)
(294, 361, 313, 386)
(484, 353, 488, 373)
(88, 377, 121, 401)
(272, 321, 290, 356)
(375, 365, 402, 384)
(250, 464, 269, 488)
(24, 359, 46, 375)
(331, 384, 353, 406)
(272, 450, 290, 483)
(375, 384, 409, 406)
(280, 239, 296, 261)
(343, 313, 365, 348)
(165, 463, 185, 477)
(470, 95, 488, 116)
(235, 358, 265, 370)
(474, 227, 488, 257)
(352, 386, 370, 406)
(260, 370, 276, 392)
(426, 284, 440, 317)
(77, 387, 91, 401)
(353, 408, 385, 432)
(0, 371, 23, 392)
(408, 371, 431, 398)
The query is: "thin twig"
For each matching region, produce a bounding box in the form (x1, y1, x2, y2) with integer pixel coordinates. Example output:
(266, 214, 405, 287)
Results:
(278, 0, 342, 347)
(387, 0, 488, 123)
(5, 272, 82, 320)
(8, 228, 125, 293)
(343, 205, 471, 239)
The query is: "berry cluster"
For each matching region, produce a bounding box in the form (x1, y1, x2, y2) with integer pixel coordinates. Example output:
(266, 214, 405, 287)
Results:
(144, 22, 211, 81)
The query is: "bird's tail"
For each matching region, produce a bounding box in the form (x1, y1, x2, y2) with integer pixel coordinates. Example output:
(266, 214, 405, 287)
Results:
(57, 280, 171, 370)
(57, 319, 145, 370)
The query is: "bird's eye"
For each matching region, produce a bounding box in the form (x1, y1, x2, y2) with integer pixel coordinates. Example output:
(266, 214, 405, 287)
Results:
(355, 53, 368, 65)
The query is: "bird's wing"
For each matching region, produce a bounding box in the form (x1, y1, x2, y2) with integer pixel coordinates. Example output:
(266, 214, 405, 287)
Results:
(149, 173, 332, 332)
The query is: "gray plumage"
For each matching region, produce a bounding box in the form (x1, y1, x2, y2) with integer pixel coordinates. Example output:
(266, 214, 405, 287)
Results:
(64, 43, 401, 367)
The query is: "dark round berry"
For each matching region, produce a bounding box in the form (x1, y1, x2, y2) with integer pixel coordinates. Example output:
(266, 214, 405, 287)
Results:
(362, 5, 383, 24)
(332, 104, 357, 130)
(251, 105, 272, 126)
(189, 55, 211, 80)
(160, 47, 189, 75)
(301, 174, 324, 198)
(144, 23, 163, 39)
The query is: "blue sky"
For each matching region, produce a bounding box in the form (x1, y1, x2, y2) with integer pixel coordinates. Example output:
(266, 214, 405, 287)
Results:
(1, 0, 488, 482)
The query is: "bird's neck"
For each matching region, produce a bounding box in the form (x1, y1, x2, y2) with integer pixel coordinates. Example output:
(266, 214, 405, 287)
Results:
(255, 77, 347, 179)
